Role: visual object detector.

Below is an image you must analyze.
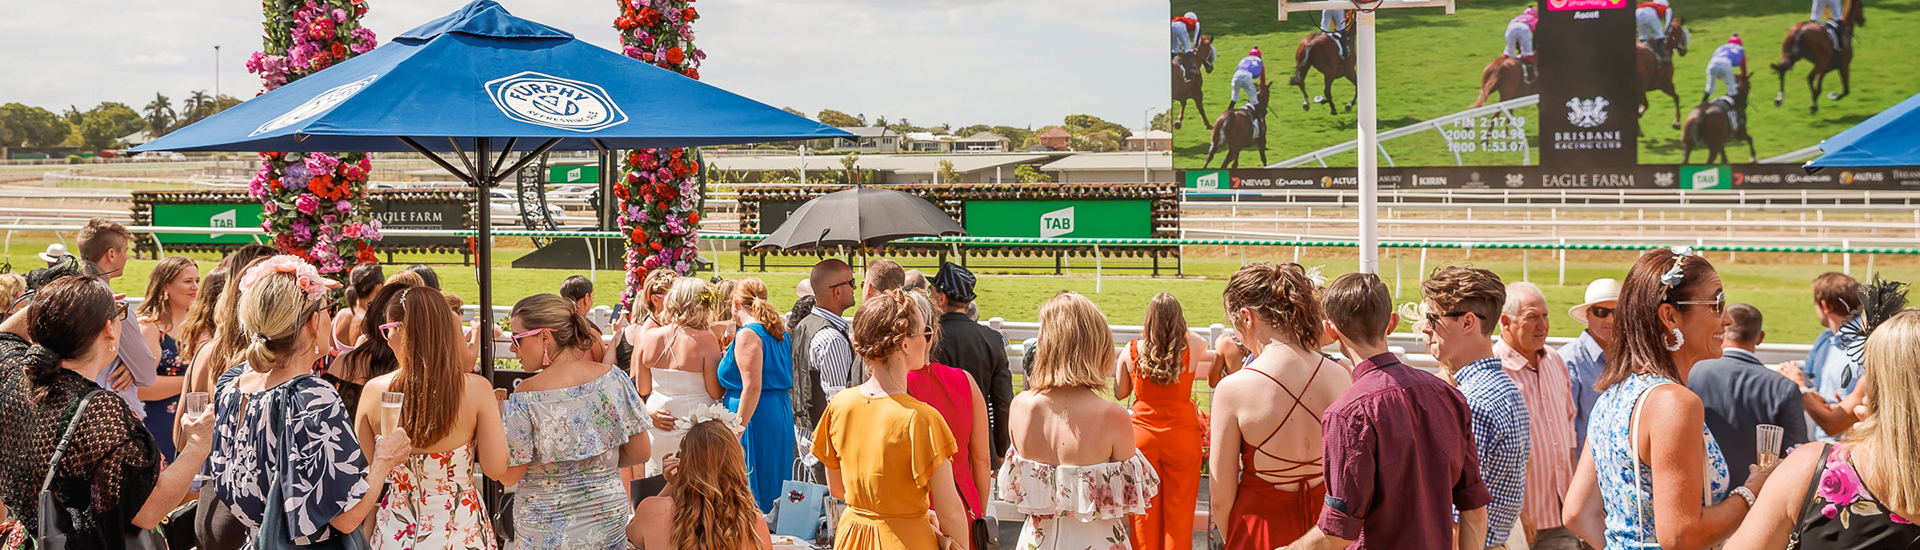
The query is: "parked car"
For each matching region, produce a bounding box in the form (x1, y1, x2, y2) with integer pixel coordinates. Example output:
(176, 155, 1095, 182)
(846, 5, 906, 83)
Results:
(131, 152, 187, 162)
(488, 189, 565, 220)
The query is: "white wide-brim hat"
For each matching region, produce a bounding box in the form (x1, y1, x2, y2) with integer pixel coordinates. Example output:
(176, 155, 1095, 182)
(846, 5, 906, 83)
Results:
(38, 243, 70, 263)
(1569, 278, 1622, 325)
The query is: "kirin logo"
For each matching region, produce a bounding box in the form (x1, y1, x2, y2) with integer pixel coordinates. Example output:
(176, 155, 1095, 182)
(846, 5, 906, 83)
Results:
(1565, 97, 1610, 128)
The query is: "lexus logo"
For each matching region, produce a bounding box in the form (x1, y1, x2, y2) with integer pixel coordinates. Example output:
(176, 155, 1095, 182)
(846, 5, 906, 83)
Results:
(1566, 97, 1610, 128)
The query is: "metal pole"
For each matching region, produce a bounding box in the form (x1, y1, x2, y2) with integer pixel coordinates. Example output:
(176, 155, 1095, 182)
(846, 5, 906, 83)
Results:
(476, 137, 495, 377)
(1144, 107, 1154, 183)
(213, 45, 221, 99)
(1357, 10, 1380, 274)
(799, 144, 806, 185)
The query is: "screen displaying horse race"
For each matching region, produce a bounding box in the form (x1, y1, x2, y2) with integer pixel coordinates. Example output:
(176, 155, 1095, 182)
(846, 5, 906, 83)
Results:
(1169, 0, 1920, 190)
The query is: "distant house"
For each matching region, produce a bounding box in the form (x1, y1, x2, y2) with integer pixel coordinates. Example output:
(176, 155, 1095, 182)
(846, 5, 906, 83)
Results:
(953, 131, 1010, 153)
(1036, 127, 1072, 150)
(902, 132, 953, 153)
(707, 152, 1054, 184)
(815, 127, 900, 153)
(1124, 130, 1172, 152)
(1038, 152, 1175, 184)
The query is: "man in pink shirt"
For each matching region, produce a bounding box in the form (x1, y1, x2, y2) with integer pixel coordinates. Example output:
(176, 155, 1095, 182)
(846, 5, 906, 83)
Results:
(1495, 282, 1579, 550)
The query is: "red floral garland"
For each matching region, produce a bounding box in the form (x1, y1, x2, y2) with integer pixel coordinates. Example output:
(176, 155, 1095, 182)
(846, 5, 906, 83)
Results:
(246, 0, 381, 278)
(613, 0, 705, 310)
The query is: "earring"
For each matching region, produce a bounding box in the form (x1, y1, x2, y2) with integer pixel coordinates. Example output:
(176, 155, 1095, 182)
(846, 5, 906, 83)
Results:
(541, 348, 550, 367)
(314, 344, 322, 355)
(1666, 328, 1686, 352)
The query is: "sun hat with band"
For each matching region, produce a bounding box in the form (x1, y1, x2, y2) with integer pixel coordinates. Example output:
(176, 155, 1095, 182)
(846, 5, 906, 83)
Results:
(1569, 278, 1622, 325)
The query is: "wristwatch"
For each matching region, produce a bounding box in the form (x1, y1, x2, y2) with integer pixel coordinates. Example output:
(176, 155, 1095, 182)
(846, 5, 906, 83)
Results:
(1731, 485, 1756, 507)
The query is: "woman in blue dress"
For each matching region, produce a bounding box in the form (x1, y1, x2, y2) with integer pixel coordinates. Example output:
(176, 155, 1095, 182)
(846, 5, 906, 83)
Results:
(135, 256, 198, 461)
(1562, 247, 1776, 550)
(717, 277, 796, 512)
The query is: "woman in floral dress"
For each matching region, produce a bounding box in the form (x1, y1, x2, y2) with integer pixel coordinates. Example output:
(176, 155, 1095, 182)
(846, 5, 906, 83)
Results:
(501, 294, 652, 550)
(1000, 292, 1160, 550)
(356, 287, 510, 550)
(203, 256, 411, 550)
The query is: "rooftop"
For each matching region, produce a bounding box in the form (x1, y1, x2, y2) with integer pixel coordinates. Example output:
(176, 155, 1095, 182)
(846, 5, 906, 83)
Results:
(1037, 151, 1174, 171)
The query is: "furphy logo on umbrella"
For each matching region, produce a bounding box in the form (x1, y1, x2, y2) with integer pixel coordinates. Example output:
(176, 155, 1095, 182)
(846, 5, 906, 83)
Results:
(486, 72, 627, 132)
(1040, 207, 1075, 238)
(251, 74, 380, 137)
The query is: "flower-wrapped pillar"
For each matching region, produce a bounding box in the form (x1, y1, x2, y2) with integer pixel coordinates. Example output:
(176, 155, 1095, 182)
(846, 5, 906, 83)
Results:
(247, 0, 381, 278)
(613, 0, 705, 310)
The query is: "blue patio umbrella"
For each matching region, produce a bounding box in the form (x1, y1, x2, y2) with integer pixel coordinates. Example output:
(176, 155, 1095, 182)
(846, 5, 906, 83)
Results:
(133, 0, 849, 377)
(1805, 91, 1920, 170)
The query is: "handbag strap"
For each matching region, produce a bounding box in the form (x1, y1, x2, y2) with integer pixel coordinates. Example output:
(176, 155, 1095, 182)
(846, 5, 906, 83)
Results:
(39, 389, 104, 494)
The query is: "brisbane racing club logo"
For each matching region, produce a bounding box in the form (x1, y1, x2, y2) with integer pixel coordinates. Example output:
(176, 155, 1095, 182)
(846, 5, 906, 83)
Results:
(486, 72, 627, 132)
(251, 74, 379, 137)
(1566, 97, 1609, 128)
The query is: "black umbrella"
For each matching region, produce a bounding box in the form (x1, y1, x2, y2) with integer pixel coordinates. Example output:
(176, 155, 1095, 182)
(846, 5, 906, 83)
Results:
(754, 188, 966, 250)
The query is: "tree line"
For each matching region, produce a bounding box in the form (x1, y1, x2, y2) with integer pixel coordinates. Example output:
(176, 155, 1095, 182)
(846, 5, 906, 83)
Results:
(0, 91, 240, 153)
(788, 108, 1168, 153)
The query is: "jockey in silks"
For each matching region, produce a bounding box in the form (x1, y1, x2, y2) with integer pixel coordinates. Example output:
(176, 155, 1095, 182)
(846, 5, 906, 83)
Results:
(1321, 9, 1354, 61)
(1171, 12, 1202, 81)
(1704, 34, 1749, 130)
(1810, 0, 1851, 51)
(1230, 48, 1266, 134)
(1505, 6, 1540, 84)
(1636, 0, 1675, 66)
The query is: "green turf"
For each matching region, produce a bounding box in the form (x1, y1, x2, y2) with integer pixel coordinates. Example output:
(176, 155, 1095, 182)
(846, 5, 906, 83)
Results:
(1170, 0, 1920, 167)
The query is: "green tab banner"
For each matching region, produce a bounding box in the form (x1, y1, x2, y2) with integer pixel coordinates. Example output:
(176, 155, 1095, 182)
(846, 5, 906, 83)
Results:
(150, 203, 266, 244)
(548, 164, 599, 184)
(963, 201, 1152, 239)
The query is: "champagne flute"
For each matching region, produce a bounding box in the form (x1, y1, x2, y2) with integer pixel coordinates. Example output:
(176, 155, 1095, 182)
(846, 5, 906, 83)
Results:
(1757, 424, 1785, 469)
(380, 391, 404, 435)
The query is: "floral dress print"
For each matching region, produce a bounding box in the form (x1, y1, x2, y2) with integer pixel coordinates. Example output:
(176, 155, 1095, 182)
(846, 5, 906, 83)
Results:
(1589, 373, 1729, 549)
(1788, 443, 1920, 549)
(208, 365, 370, 549)
(371, 444, 496, 550)
(997, 449, 1162, 550)
(502, 366, 650, 550)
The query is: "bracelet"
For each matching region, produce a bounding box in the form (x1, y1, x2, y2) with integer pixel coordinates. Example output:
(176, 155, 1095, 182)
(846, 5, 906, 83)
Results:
(1731, 485, 1756, 507)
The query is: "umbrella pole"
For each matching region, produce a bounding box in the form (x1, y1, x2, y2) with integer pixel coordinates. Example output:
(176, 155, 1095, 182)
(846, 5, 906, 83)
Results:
(476, 137, 495, 374)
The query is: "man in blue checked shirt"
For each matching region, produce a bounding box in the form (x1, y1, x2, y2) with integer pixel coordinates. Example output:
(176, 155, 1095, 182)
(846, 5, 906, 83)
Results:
(1421, 266, 1532, 549)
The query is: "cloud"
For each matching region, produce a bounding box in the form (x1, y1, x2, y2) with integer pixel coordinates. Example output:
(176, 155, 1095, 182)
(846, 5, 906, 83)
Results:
(1, 0, 1166, 128)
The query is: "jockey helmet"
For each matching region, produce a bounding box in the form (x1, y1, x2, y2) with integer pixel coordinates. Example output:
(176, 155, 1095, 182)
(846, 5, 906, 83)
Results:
(1727, 34, 1742, 46)
(1185, 12, 1198, 20)
(1249, 47, 1262, 57)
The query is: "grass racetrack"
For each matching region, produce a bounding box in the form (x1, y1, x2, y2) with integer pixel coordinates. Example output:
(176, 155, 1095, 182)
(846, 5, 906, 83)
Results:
(1171, 0, 1920, 168)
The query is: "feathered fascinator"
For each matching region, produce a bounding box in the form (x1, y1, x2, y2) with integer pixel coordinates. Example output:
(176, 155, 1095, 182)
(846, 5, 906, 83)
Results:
(1838, 275, 1909, 386)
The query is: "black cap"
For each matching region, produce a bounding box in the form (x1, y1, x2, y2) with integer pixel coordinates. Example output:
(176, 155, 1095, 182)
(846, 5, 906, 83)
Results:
(929, 261, 977, 303)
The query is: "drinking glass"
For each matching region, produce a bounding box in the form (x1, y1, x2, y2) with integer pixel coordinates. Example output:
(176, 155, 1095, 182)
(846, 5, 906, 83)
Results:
(380, 391, 405, 434)
(182, 392, 211, 417)
(1757, 424, 1785, 469)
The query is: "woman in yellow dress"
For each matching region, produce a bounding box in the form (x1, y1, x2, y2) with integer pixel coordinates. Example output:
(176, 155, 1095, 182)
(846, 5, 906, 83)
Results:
(812, 290, 971, 550)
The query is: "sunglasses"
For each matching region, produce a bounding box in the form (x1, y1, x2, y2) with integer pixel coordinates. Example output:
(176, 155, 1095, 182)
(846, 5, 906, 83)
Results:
(509, 327, 553, 351)
(1672, 291, 1727, 316)
(1588, 305, 1614, 320)
(1423, 310, 1480, 327)
(113, 302, 129, 322)
(379, 321, 402, 340)
(923, 330, 936, 343)
(828, 278, 856, 292)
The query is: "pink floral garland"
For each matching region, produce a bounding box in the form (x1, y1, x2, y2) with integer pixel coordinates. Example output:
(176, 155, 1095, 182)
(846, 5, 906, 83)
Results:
(246, 0, 382, 277)
(614, 0, 705, 310)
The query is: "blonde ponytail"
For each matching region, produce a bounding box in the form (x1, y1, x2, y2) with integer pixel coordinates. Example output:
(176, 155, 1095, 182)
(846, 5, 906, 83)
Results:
(236, 268, 328, 373)
(732, 278, 786, 341)
(511, 293, 596, 351)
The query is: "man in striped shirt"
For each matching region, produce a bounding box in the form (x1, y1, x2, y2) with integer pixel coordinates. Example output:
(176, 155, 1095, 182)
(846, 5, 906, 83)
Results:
(1422, 266, 1532, 549)
(1497, 282, 1578, 549)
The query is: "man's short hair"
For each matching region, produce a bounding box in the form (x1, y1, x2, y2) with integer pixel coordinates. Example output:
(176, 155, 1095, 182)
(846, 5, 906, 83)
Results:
(809, 259, 852, 294)
(865, 259, 905, 292)
(1503, 281, 1546, 316)
(1724, 303, 1764, 344)
(903, 269, 926, 291)
(1813, 272, 1861, 317)
(1322, 273, 1393, 346)
(1422, 266, 1505, 336)
(77, 218, 131, 262)
(559, 275, 594, 302)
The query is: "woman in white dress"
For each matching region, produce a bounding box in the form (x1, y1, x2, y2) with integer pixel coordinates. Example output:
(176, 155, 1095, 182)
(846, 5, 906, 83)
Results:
(633, 277, 726, 476)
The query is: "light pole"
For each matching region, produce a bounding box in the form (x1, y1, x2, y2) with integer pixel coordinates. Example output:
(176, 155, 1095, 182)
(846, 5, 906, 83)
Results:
(1143, 107, 1154, 183)
(214, 45, 221, 99)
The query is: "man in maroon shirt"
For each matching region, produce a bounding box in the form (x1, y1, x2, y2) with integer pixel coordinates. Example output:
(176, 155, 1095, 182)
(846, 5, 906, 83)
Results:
(1284, 273, 1494, 550)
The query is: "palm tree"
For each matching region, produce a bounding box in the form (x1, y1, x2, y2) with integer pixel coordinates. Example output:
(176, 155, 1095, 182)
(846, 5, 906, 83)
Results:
(143, 93, 176, 136)
(182, 91, 212, 124)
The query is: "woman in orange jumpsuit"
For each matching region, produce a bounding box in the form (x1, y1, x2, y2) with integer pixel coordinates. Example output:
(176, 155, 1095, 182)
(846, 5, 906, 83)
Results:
(1114, 293, 1214, 550)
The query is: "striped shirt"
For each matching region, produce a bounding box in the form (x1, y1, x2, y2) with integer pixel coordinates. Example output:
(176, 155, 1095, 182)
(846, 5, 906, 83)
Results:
(1455, 357, 1532, 546)
(809, 307, 858, 394)
(1496, 341, 1578, 529)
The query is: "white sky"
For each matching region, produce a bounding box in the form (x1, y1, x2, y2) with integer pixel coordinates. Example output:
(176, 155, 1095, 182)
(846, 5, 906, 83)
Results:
(0, 0, 1168, 129)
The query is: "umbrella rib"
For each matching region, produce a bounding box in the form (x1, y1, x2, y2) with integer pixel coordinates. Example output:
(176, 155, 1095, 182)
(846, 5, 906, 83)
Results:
(397, 136, 473, 183)
(446, 137, 480, 178)
(489, 138, 520, 176)
(493, 139, 564, 181)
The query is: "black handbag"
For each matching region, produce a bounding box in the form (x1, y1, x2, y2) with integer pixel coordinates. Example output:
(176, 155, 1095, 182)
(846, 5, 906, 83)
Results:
(254, 375, 368, 550)
(958, 484, 997, 550)
(33, 389, 166, 550)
